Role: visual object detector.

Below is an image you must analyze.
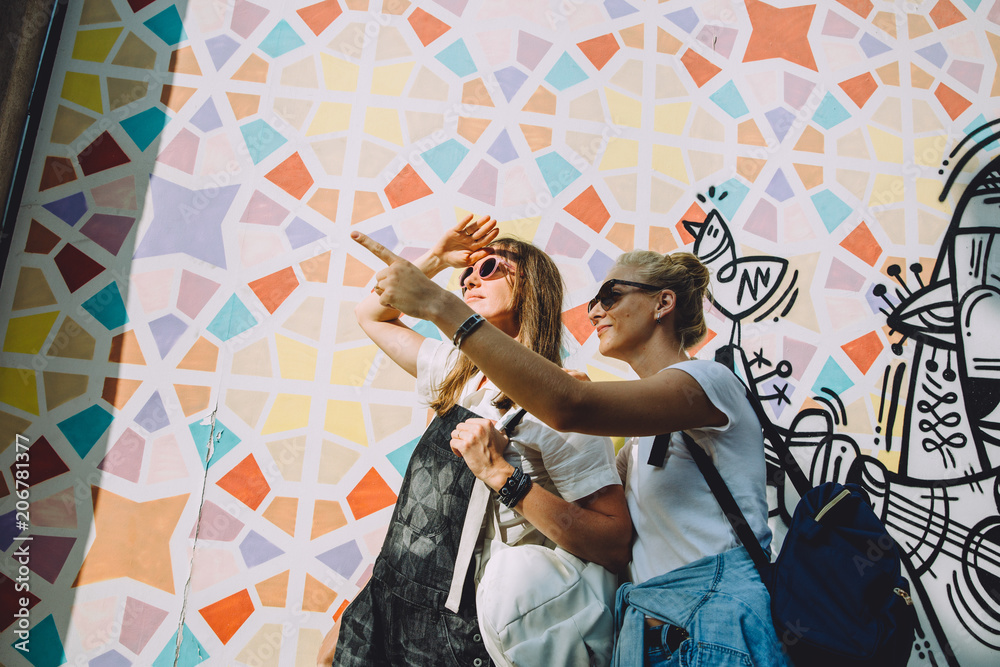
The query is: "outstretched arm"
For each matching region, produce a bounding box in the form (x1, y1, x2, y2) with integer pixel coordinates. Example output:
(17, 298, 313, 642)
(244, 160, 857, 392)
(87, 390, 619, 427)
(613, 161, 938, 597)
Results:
(354, 232, 723, 437)
(354, 215, 498, 376)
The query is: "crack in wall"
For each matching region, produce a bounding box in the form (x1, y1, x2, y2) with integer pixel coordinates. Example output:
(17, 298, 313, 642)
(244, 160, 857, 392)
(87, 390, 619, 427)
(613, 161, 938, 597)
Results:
(172, 408, 218, 666)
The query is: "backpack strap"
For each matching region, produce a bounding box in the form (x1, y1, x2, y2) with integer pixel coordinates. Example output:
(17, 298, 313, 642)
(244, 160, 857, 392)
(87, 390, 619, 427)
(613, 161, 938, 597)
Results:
(741, 388, 811, 498)
(675, 432, 772, 579)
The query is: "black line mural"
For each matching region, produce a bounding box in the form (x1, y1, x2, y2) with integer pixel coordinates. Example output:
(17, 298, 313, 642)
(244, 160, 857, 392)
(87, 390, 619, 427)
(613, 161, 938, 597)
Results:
(686, 124, 1000, 665)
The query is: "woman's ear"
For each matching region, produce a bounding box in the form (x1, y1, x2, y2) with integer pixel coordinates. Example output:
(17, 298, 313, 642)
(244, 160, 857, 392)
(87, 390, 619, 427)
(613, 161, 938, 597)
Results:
(657, 289, 676, 315)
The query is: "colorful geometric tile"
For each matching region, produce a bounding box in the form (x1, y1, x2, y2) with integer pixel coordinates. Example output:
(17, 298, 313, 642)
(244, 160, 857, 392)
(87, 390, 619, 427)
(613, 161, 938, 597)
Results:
(436, 39, 476, 77)
(199, 590, 254, 644)
(242, 120, 288, 164)
(317, 541, 363, 579)
(43, 192, 88, 226)
(120, 107, 169, 151)
(151, 625, 208, 667)
(120, 597, 169, 655)
(206, 34, 240, 70)
(260, 20, 305, 58)
(98, 428, 145, 482)
(74, 487, 188, 592)
(143, 5, 187, 45)
(536, 152, 581, 196)
(298, 0, 343, 36)
(744, 0, 818, 71)
(40, 156, 76, 190)
(265, 152, 313, 199)
(81, 283, 128, 329)
(80, 213, 135, 255)
(409, 8, 451, 47)
(62, 71, 103, 113)
(218, 455, 270, 509)
(263, 496, 298, 535)
(239, 530, 284, 567)
(231, 0, 269, 38)
(545, 52, 588, 90)
(29, 535, 77, 584)
(12, 615, 65, 667)
(680, 49, 721, 88)
(495, 66, 528, 102)
(422, 139, 469, 181)
(4, 311, 59, 354)
(710, 81, 749, 118)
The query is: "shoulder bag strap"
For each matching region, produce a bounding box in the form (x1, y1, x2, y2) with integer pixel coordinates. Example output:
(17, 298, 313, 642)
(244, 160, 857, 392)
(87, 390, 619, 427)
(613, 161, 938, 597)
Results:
(671, 431, 772, 578)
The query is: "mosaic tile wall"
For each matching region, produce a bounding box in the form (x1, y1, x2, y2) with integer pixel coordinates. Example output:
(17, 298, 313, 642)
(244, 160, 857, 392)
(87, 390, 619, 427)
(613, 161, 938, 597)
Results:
(1, 0, 999, 664)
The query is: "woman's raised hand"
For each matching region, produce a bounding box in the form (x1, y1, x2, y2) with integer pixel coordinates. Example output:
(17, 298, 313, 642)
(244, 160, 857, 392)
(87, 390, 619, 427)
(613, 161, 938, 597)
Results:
(353, 231, 449, 321)
(429, 214, 499, 268)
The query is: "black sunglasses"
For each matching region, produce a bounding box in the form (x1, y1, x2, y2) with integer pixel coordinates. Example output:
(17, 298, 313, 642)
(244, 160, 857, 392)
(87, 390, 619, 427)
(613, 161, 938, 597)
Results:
(588, 279, 661, 313)
(461, 255, 514, 292)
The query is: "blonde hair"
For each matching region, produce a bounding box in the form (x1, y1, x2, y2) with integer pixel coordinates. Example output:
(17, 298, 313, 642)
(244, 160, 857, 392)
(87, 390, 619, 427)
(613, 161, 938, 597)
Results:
(614, 250, 713, 349)
(430, 237, 564, 416)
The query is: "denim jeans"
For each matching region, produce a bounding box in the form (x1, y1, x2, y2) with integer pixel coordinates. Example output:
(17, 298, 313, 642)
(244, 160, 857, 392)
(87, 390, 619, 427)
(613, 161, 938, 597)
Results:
(613, 547, 789, 667)
(334, 406, 492, 666)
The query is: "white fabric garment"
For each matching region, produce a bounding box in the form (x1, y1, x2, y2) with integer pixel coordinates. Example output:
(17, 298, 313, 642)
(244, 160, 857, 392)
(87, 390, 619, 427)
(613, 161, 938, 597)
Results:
(624, 359, 773, 585)
(414, 338, 620, 607)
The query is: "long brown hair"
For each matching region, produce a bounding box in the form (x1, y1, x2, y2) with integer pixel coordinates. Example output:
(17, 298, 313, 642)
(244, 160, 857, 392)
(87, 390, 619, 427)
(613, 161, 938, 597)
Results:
(430, 237, 564, 415)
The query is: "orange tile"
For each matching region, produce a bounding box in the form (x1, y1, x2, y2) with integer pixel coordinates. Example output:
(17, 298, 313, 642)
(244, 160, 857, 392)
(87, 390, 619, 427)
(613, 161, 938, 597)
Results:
(935, 83, 971, 120)
(303, 573, 337, 612)
(522, 86, 556, 114)
(301, 251, 332, 283)
(160, 84, 197, 112)
(606, 222, 634, 252)
(457, 117, 491, 142)
(619, 24, 644, 49)
(308, 187, 339, 221)
(910, 63, 934, 89)
(174, 384, 211, 416)
(40, 156, 77, 191)
(519, 124, 552, 152)
(462, 79, 494, 107)
(351, 191, 383, 224)
(836, 0, 873, 18)
(793, 163, 823, 190)
(343, 254, 374, 288)
(562, 303, 593, 345)
(227, 92, 260, 120)
(737, 157, 766, 182)
(256, 570, 290, 607)
(218, 455, 271, 510)
(408, 7, 450, 46)
(578, 33, 619, 70)
(109, 331, 146, 365)
(929, 0, 964, 29)
(233, 53, 269, 83)
(177, 337, 219, 372)
(384, 164, 432, 208)
(199, 589, 254, 644)
(656, 28, 682, 55)
(346, 468, 396, 519)
(168, 47, 201, 75)
(680, 49, 721, 88)
(564, 185, 610, 233)
(738, 119, 767, 146)
(795, 125, 825, 153)
(842, 331, 884, 374)
(102, 377, 141, 409)
(875, 62, 900, 86)
(249, 266, 299, 314)
(840, 221, 882, 266)
(266, 153, 314, 199)
(263, 496, 298, 536)
(649, 226, 679, 254)
(297, 0, 343, 36)
(839, 72, 878, 108)
(311, 499, 348, 539)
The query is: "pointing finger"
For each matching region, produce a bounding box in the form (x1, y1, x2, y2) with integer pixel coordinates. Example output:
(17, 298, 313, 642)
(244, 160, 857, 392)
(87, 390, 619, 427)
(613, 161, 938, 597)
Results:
(351, 231, 400, 265)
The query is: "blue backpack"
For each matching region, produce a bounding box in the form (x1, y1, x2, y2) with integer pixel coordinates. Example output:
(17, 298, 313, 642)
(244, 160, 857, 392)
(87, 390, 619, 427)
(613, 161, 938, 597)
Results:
(671, 387, 916, 666)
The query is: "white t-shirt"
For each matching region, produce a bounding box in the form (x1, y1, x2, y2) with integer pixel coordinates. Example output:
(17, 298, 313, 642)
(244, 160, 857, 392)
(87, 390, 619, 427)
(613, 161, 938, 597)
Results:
(416, 338, 620, 554)
(624, 359, 772, 585)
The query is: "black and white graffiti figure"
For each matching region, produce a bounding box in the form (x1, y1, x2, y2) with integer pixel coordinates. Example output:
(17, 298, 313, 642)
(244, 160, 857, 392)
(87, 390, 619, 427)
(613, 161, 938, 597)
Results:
(854, 121, 1000, 666)
(688, 158, 1000, 666)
